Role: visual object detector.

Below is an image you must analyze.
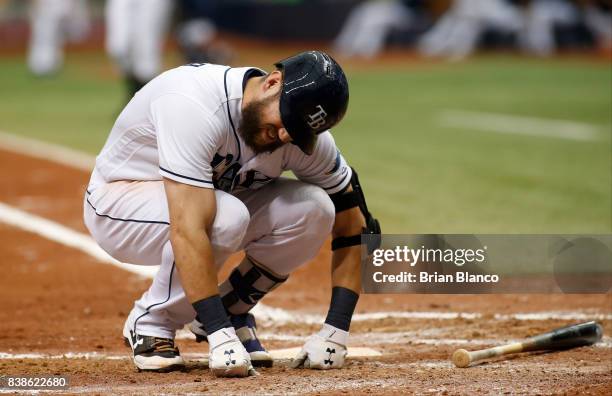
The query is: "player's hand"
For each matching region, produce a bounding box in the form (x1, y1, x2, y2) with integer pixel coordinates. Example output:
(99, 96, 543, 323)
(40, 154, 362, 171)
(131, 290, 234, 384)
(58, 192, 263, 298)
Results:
(291, 324, 348, 370)
(208, 327, 256, 377)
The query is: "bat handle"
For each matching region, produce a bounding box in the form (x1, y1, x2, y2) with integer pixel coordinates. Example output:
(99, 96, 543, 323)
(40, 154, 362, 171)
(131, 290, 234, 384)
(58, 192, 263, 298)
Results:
(452, 343, 523, 368)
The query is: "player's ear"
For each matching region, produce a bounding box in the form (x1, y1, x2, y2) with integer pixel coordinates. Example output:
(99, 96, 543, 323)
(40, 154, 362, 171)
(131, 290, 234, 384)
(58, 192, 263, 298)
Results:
(263, 71, 283, 94)
(278, 128, 292, 143)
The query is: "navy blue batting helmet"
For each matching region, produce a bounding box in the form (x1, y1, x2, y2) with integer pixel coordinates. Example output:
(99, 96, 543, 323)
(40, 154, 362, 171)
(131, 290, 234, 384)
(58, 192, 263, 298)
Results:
(274, 51, 349, 155)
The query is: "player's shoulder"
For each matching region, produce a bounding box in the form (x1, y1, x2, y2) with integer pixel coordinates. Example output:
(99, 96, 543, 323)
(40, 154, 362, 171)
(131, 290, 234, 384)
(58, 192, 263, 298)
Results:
(160, 63, 229, 88)
(156, 64, 263, 101)
(146, 64, 230, 112)
(172, 64, 264, 83)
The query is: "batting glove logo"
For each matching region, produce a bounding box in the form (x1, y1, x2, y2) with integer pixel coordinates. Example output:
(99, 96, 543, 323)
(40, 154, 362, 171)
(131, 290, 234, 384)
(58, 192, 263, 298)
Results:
(324, 347, 335, 366)
(224, 349, 236, 366)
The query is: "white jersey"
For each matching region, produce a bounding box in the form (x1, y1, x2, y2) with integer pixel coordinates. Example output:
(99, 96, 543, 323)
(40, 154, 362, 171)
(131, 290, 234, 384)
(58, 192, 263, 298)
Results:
(92, 63, 351, 195)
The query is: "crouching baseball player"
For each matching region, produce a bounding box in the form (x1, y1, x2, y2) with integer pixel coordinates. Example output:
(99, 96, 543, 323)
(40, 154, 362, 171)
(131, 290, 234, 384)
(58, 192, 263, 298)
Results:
(83, 50, 380, 377)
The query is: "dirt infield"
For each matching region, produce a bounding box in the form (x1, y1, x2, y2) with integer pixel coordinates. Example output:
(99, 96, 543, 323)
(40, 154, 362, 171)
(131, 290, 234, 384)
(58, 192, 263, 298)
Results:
(0, 146, 611, 395)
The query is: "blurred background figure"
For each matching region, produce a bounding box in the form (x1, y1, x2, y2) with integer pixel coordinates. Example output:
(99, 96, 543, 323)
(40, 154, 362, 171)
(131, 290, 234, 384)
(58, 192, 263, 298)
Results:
(105, 0, 173, 99)
(521, 0, 580, 56)
(176, 0, 234, 64)
(27, 0, 90, 76)
(582, 0, 612, 49)
(333, 0, 415, 59)
(418, 0, 524, 60)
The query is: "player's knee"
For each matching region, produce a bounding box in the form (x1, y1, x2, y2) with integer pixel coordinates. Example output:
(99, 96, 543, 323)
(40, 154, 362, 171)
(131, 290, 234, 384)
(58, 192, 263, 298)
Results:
(210, 196, 250, 252)
(299, 187, 335, 235)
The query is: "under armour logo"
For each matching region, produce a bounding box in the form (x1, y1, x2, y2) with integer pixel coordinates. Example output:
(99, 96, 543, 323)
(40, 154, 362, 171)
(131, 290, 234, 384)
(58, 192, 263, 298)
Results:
(224, 349, 236, 366)
(130, 331, 144, 347)
(307, 105, 328, 130)
(324, 347, 335, 366)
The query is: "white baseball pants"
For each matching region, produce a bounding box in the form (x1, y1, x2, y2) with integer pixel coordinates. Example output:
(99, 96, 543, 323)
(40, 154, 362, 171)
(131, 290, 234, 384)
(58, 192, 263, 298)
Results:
(84, 176, 335, 338)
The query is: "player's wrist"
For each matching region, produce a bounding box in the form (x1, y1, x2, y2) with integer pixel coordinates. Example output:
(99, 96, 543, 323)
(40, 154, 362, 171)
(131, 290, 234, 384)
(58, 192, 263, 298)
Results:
(207, 326, 240, 349)
(317, 323, 349, 346)
(324, 286, 359, 332)
(192, 295, 232, 335)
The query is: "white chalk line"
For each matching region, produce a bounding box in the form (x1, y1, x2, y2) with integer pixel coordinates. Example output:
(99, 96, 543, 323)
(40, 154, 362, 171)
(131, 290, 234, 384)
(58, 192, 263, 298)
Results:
(3, 333, 610, 362)
(1, 201, 611, 327)
(250, 307, 612, 325)
(177, 329, 612, 348)
(0, 201, 157, 280)
(0, 130, 95, 171)
(437, 109, 609, 141)
(0, 347, 381, 363)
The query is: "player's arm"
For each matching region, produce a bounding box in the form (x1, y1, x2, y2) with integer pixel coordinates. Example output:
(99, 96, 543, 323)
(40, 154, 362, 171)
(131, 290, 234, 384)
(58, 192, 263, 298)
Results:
(153, 92, 252, 377)
(293, 168, 381, 370)
(331, 185, 365, 291)
(164, 178, 254, 377)
(154, 92, 232, 334)
(327, 182, 366, 318)
(164, 178, 219, 303)
(164, 178, 236, 333)
(164, 177, 235, 332)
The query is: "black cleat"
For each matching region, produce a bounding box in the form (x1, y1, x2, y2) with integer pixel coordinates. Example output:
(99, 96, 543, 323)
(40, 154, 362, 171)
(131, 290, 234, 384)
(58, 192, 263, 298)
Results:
(123, 329, 185, 372)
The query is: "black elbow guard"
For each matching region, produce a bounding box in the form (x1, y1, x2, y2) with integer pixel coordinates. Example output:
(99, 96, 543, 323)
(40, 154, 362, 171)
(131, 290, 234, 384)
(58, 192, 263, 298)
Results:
(330, 167, 381, 254)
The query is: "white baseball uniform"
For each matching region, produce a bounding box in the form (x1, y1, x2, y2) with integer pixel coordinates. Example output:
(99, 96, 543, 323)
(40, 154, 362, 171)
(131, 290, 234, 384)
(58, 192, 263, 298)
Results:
(83, 64, 352, 338)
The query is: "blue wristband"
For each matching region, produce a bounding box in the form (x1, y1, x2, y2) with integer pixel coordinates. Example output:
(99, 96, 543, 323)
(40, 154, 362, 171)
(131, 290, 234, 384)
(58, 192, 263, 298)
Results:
(192, 295, 232, 335)
(324, 286, 359, 331)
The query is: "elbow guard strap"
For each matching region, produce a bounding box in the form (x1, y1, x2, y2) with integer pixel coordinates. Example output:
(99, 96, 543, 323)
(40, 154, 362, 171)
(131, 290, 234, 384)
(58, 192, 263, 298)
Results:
(331, 216, 381, 253)
(330, 167, 381, 254)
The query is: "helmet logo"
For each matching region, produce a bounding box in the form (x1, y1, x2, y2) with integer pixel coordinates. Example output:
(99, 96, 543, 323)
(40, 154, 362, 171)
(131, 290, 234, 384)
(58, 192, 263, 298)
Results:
(307, 105, 328, 130)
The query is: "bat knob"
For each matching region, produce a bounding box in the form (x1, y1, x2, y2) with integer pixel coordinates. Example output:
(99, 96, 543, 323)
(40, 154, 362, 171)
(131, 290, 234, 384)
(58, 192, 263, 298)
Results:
(452, 349, 471, 368)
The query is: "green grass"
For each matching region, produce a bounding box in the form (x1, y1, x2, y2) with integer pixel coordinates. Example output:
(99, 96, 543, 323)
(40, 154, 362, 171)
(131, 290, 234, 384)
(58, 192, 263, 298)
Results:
(0, 52, 122, 151)
(1, 52, 610, 233)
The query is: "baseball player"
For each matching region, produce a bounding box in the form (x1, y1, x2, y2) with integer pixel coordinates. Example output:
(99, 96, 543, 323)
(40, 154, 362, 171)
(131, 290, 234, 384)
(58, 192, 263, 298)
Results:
(83, 51, 380, 377)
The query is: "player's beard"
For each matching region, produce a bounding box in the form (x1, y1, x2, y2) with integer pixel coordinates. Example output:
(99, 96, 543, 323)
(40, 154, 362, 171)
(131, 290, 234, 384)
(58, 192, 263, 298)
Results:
(240, 96, 285, 155)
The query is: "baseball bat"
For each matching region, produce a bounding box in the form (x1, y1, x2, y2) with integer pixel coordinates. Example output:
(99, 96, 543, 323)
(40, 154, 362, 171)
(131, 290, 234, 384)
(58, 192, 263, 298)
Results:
(452, 321, 603, 368)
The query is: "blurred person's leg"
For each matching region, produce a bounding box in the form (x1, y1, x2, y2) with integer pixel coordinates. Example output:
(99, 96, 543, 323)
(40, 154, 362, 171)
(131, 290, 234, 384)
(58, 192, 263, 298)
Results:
(333, 0, 413, 58)
(478, 0, 524, 32)
(176, 0, 233, 64)
(177, 18, 217, 63)
(453, 0, 523, 57)
(106, 0, 172, 100)
(105, 0, 133, 82)
(583, 3, 612, 48)
(419, 0, 484, 58)
(27, 0, 69, 76)
(420, 0, 522, 59)
(520, 0, 578, 56)
(65, 0, 90, 44)
(131, 0, 173, 90)
(418, 7, 461, 56)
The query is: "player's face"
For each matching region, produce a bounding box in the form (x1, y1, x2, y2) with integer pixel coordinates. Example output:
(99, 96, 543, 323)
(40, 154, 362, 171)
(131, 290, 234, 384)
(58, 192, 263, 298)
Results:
(240, 94, 292, 154)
